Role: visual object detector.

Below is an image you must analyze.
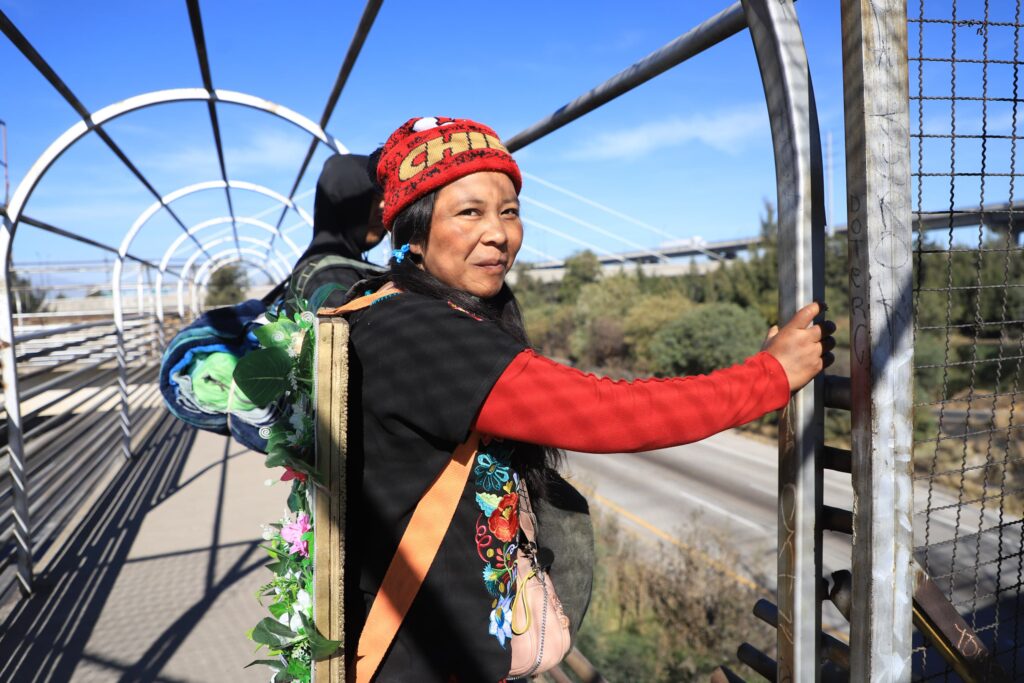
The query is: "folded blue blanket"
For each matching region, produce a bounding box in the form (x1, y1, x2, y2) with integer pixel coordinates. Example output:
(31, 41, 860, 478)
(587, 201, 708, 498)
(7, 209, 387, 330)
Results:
(159, 299, 275, 452)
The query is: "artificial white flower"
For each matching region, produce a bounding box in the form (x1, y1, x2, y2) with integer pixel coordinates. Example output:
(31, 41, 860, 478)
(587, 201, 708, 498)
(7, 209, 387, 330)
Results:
(295, 589, 312, 617)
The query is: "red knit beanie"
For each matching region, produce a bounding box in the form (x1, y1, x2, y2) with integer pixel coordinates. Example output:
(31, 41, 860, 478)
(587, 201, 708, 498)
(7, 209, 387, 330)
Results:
(375, 116, 522, 229)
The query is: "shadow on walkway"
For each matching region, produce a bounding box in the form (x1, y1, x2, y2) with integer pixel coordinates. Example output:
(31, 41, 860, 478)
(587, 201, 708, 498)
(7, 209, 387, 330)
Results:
(0, 413, 265, 682)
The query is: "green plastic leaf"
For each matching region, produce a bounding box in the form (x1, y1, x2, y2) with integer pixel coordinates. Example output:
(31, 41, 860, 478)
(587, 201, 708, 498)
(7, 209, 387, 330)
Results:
(300, 613, 342, 660)
(233, 348, 292, 407)
(251, 617, 302, 648)
(245, 659, 285, 671)
(265, 447, 295, 469)
(286, 657, 311, 679)
(255, 320, 300, 350)
(272, 670, 299, 683)
(287, 487, 305, 513)
(268, 601, 290, 619)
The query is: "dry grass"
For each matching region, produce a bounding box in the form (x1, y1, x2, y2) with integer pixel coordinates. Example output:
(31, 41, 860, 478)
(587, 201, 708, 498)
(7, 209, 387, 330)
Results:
(572, 509, 775, 682)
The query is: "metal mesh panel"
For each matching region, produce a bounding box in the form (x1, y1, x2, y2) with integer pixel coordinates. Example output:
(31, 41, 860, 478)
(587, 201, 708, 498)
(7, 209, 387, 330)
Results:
(910, 1, 1024, 679)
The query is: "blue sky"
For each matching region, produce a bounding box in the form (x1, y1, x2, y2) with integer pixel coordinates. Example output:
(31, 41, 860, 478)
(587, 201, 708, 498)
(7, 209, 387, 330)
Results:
(0, 1, 865, 287)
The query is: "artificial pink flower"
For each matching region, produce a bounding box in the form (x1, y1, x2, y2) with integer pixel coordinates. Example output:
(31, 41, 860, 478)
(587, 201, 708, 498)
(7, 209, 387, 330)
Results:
(281, 513, 312, 557)
(280, 466, 308, 483)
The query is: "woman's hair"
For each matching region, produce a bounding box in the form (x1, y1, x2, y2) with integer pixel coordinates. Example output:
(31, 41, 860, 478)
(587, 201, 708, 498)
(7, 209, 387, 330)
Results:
(355, 190, 563, 494)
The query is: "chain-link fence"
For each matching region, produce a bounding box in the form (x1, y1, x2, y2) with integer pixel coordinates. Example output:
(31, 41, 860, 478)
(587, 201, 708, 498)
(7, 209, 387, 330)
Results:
(909, 1, 1024, 679)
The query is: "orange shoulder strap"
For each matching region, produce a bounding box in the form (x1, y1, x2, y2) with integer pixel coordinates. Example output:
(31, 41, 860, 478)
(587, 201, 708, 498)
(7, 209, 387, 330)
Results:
(353, 433, 480, 683)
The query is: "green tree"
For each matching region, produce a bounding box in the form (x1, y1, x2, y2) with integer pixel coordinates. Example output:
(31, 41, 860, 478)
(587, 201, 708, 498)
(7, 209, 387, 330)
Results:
(624, 291, 693, 373)
(648, 303, 767, 377)
(205, 264, 249, 308)
(569, 274, 640, 368)
(559, 250, 602, 303)
(9, 272, 47, 313)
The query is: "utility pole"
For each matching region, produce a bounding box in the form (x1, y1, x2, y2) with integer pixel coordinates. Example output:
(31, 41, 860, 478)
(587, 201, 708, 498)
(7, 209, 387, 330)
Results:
(0, 119, 8, 206)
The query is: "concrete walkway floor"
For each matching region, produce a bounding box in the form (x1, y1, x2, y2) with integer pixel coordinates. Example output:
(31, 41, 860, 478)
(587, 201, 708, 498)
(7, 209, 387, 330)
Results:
(0, 415, 286, 682)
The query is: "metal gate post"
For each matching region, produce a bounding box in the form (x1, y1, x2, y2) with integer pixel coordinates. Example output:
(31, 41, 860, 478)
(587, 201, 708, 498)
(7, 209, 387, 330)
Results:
(111, 255, 133, 460)
(0, 216, 33, 593)
(840, 0, 915, 680)
(742, 1, 826, 680)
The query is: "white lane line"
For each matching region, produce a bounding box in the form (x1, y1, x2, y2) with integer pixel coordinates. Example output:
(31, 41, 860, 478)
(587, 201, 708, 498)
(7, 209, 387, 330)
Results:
(666, 485, 770, 533)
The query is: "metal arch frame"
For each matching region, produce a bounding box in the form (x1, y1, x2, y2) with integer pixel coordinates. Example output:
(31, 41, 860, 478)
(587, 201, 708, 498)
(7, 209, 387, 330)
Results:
(178, 239, 291, 317)
(156, 214, 303, 324)
(0, 87, 343, 564)
(108, 176, 317, 463)
(189, 249, 284, 315)
(195, 247, 288, 287)
(742, 1, 826, 680)
(119, 178, 312, 332)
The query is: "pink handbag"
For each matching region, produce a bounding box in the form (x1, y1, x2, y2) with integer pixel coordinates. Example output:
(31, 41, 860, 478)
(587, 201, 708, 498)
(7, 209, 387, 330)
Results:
(508, 483, 572, 679)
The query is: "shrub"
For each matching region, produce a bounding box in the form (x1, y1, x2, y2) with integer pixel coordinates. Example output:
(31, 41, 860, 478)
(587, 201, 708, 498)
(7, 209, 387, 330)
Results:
(647, 303, 767, 377)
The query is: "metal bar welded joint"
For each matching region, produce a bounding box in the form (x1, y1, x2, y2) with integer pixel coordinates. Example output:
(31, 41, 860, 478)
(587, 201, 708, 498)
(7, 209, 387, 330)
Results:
(742, 1, 826, 681)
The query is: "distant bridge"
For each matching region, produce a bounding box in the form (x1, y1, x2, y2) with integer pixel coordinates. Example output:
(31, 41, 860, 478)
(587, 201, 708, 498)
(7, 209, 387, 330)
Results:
(524, 201, 1024, 279)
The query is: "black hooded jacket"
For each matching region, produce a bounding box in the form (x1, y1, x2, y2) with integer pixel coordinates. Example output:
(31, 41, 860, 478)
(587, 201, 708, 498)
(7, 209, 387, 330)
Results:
(285, 154, 384, 313)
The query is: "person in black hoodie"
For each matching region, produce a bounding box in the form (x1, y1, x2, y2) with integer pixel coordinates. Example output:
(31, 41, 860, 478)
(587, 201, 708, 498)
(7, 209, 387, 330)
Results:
(284, 153, 387, 313)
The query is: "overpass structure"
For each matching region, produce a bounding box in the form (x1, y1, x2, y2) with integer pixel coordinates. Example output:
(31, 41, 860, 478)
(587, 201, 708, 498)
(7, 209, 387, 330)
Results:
(1, 2, 1021, 683)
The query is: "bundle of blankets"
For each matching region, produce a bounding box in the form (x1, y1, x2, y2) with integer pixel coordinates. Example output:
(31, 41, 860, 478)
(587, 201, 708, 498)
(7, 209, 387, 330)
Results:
(159, 299, 278, 452)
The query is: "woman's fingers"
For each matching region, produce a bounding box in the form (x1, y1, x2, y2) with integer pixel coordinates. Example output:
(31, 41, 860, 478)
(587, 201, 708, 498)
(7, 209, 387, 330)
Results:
(765, 306, 836, 391)
(785, 301, 822, 330)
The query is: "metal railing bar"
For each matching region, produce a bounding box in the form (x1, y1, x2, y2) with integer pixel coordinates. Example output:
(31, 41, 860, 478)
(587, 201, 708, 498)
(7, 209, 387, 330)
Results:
(12, 352, 154, 430)
(13, 317, 150, 349)
(17, 337, 153, 402)
(270, 0, 384, 243)
(12, 319, 119, 345)
(0, 368, 156, 506)
(185, 0, 240, 259)
(0, 10, 210, 258)
(24, 427, 122, 562)
(24, 416, 120, 517)
(0, 363, 155, 486)
(504, 2, 747, 152)
(19, 339, 122, 379)
(16, 215, 175, 274)
(17, 328, 134, 365)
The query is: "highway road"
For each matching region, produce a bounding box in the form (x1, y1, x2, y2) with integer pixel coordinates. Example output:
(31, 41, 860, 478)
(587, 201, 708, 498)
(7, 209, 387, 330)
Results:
(563, 429, 1022, 640)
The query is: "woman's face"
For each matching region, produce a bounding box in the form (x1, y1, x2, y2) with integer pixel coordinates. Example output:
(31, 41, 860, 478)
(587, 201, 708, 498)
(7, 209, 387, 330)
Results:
(413, 171, 522, 298)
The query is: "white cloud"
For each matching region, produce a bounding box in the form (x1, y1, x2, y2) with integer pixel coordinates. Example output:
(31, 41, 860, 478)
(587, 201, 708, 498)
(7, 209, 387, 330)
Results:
(567, 106, 768, 161)
(147, 128, 309, 173)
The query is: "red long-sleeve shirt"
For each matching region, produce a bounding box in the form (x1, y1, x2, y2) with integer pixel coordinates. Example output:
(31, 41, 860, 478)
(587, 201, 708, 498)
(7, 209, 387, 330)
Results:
(474, 349, 791, 453)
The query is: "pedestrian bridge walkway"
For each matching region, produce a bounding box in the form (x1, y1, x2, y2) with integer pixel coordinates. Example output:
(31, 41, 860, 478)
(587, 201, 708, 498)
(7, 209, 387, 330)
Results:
(0, 420, 278, 682)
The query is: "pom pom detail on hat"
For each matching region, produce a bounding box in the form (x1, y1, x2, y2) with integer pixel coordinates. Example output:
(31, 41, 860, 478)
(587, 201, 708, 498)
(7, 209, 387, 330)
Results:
(375, 116, 522, 229)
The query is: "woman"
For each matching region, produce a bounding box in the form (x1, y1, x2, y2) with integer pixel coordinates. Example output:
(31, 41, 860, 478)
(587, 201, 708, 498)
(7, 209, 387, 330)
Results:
(345, 116, 834, 682)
